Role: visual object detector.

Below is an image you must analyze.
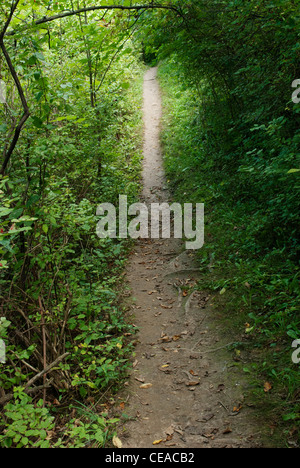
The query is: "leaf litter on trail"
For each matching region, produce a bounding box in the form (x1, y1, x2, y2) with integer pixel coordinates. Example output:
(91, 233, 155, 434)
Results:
(135, 377, 145, 383)
(223, 427, 233, 435)
(186, 380, 200, 387)
(165, 425, 175, 436)
(264, 382, 272, 393)
(113, 436, 123, 449)
(233, 404, 243, 413)
(152, 426, 175, 446)
(153, 439, 163, 445)
(140, 383, 153, 389)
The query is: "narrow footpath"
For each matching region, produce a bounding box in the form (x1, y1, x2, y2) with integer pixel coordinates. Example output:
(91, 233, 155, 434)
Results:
(117, 67, 266, 449)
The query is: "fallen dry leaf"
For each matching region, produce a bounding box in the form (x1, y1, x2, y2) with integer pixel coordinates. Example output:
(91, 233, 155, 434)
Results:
(186, 381, 200, 387)
(46, 430, 56, 441)
(153, 439, 163, 445)
(173, 335, 181, 341)
(161, 336, 171, 342)
(113, 436, 123, 449)
(264, 382, 272, 393)
(165, 425, 175, 436)
(204, 429, 219, 439)
(233, 405, 242, 413)
(135, 377, 145, 383)
(140, 383, 153, 389)
(223, 427, 232, 435)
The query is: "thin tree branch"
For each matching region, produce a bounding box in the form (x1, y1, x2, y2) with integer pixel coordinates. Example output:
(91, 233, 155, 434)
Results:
(0, 0, 21, 41)
(0, 383, 53, 406)
(0, 3, 182, 173)
(25, 352, 70, 389)
(6, 3, 182, 36)
(0, 353, 69, 406)
(0, 3, 30, 176)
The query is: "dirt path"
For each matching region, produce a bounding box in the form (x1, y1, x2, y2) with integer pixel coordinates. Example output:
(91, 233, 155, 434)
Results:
(117, 67, 265, 449)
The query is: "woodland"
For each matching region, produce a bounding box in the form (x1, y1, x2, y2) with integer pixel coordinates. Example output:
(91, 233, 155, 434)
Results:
(0, 0, 299, 448)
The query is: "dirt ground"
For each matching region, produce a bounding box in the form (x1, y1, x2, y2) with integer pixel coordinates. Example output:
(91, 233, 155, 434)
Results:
(116, 67, 269, 449)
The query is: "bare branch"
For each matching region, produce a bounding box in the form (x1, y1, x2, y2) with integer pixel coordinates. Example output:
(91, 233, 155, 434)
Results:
(0, 383, 53, 407)
(0, 1, 30, 175)
(6, 3, 181, 36)
(25, 352, 70, 389)
(0, 0, 21, 41)
(0, 353, 69, 405)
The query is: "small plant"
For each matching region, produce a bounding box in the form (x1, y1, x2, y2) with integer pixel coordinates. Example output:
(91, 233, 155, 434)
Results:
(157, 55, 300, 446)
(0, 389, 55, 448)
(57, 415, 119, 448)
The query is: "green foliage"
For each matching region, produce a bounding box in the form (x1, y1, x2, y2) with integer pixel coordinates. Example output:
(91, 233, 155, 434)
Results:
(57, 414, 119, 448)
(137, 0, 300, 444)
(158, 57, 300, 443)
(1, 0, 299, 448)
(0, 388, 119, 448)
(0, 0, 144, 447)
(0, 389, 55, 448)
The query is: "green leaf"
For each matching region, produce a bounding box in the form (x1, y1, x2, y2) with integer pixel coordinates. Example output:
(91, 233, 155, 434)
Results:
(31, 116, 44, 128)
(0, 208, 14, 217)
(287, 169, 300, 174)
(12, 216, 38, 223)
(42, 224, 49, 234)
(0, 124, 8, 133)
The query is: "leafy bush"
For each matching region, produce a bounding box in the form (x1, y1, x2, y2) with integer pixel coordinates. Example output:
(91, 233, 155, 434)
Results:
(0, 2, 144, 446)
(0, 390, 55, 448)
(157, 57, 300, 443)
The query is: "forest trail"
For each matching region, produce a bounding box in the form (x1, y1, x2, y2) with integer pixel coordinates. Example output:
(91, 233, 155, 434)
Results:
(117, 68, 265, 449)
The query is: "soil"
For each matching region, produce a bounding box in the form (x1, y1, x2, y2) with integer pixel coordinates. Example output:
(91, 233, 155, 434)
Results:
(116, 67, 269, 449)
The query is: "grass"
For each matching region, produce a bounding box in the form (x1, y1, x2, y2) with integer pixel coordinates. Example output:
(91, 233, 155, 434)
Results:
(158, 59, 300, 447)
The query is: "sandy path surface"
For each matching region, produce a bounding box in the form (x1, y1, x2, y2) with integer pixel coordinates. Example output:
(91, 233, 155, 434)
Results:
(117, 67, 265, 449)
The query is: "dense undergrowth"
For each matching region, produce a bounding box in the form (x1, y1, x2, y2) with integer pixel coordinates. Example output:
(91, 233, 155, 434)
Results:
(0, 2, 144, 448)
(130, 0, 300, 446)
(158, 58, 300, 446)
(0, 0, 299, 450)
